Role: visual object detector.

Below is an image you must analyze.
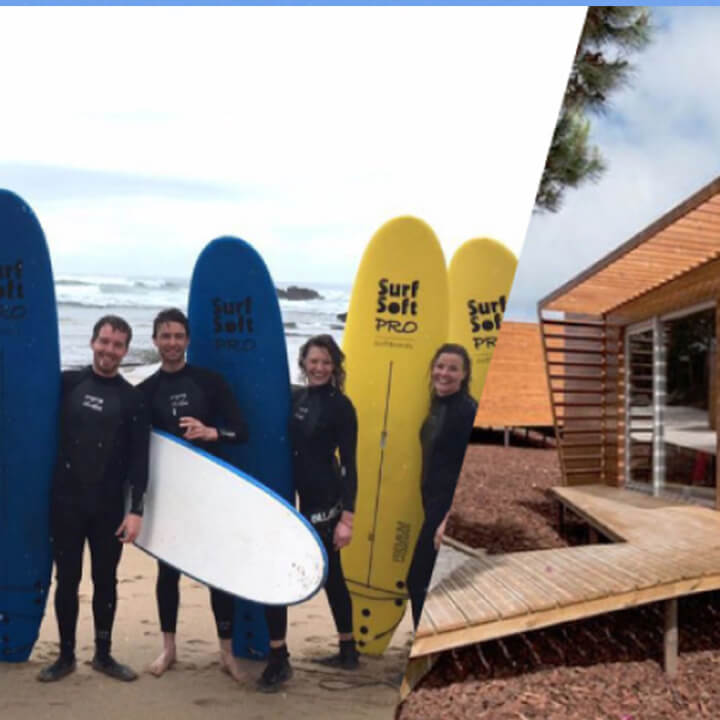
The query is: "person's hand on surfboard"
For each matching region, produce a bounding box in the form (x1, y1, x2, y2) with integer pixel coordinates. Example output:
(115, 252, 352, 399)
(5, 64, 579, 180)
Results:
(116, 513, 142, 544)
(333, 511, 354, 551)
(178, 416, 219, 442)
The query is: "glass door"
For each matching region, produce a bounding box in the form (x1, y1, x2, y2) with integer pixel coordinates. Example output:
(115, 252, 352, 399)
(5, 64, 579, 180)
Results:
(662, 306, 716, 503)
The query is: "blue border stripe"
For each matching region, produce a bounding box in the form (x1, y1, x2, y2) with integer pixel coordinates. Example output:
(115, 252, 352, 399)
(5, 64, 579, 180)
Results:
(0, 2, 708, 8)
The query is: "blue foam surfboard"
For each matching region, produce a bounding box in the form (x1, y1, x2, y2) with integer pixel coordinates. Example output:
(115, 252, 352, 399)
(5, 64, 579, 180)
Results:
(0, 190, 61, 662)
(188, 236, 294, 660)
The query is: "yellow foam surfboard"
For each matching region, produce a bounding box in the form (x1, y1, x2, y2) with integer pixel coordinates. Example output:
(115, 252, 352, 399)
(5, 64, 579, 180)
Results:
(341, 217, 448, 655)
(448, 237, 517, 403)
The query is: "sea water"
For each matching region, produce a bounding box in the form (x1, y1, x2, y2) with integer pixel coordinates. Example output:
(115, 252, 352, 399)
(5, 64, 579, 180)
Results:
(55, 273, 350, 380)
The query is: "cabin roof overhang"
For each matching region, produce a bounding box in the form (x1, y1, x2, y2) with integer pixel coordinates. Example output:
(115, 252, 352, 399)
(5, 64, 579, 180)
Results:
(539, 176, 720, 316)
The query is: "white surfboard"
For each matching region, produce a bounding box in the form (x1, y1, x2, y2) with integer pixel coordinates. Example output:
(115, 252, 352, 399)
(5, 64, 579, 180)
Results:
(135, 430, 327, 605)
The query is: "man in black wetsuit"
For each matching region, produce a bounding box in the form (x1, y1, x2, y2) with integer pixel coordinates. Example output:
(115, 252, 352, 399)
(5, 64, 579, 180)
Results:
(138, 308, 248, 681)
(38, 315, 150, 683)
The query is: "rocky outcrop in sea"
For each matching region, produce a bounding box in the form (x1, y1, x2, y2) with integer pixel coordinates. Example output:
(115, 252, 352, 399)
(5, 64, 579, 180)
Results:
(276, 286, 323, 300)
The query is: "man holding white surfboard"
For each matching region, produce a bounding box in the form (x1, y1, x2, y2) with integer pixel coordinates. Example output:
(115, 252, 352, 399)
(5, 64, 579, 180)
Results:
(38, 315, 150, 683)
(139, 308, 249, 682)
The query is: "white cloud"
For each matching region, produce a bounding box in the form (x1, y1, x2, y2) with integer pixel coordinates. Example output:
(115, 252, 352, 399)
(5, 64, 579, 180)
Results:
(0, 6, 585, 282)
(511, 7, 720, 320)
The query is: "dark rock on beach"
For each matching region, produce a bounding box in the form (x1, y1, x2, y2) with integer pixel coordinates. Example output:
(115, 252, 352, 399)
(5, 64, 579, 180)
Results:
(336, 312, 347, 323)
(276, 286, 323, 301)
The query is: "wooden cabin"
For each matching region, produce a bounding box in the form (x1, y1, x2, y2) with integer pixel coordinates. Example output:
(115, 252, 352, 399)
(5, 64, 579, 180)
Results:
(538, 176, 720, 508)
(473, 321, 553, 440)
(405, 182, 720, 688)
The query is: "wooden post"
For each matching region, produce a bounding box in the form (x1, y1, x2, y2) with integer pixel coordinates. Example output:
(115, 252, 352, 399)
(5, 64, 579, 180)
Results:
(664, 598, 678, 676)
(400, 655, 439, 701)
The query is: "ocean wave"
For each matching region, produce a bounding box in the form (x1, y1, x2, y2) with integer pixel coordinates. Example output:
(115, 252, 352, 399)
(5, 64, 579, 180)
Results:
(58, 300, 168, 310)
(99, 281, 186, 294)
(56, 277, 188, 292)
(134, 278, 188, 290)
(129, 347, 161, 365)
(161, 278, 189, 289)
(99, 283, 146, 294)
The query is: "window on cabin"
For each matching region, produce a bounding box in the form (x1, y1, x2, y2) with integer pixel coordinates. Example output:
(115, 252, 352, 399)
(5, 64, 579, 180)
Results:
(663, 307, 716, 502)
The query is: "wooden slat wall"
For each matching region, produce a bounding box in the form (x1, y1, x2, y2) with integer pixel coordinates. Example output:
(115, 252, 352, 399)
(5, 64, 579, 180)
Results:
(540, 311, 624, 487)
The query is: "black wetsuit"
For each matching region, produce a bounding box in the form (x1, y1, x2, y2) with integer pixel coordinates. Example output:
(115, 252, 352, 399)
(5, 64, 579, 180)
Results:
(407, 390, 477, 628)
(51, 367, 149, 660)
(265, 383, 358, 641)
(139, 365, 248, 639)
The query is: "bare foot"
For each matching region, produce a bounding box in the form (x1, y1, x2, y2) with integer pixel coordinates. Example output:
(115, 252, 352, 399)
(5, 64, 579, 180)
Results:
(219, 650, 247, 683)
(148, 648, 176, 677)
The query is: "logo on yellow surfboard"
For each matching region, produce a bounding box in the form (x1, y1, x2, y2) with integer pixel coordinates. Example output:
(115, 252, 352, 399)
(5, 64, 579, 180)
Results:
(375, 277, 420, 335)
(467, 293, 507, 350)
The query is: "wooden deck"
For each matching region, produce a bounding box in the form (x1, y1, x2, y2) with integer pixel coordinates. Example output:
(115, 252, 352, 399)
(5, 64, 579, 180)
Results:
(409, 485, 720, 662)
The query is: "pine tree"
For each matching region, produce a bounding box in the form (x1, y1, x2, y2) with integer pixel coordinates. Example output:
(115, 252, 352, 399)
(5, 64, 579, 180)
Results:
(535, 7, 652, 213)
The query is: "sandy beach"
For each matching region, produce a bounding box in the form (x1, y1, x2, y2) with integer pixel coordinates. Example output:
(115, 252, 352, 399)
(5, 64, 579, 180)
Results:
(0, 542, 413, 720)
(1, 363, 413, 720)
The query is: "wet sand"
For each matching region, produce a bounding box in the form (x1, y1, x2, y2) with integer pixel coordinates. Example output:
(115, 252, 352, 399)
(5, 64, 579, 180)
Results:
(0, 544, 412, 720)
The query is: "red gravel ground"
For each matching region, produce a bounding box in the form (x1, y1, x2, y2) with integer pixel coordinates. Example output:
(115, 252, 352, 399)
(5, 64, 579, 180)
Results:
(397, 442, 720, 720)
(446, 442, 570, 553)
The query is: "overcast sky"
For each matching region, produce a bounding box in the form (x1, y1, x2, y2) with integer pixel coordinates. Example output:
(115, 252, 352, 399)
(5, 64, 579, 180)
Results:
(509, 7, 720, 320)
(0, 7, 584, 284)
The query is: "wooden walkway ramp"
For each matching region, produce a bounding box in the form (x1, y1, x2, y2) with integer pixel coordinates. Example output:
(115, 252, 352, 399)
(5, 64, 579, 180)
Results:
(409, 485, 720, 666)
